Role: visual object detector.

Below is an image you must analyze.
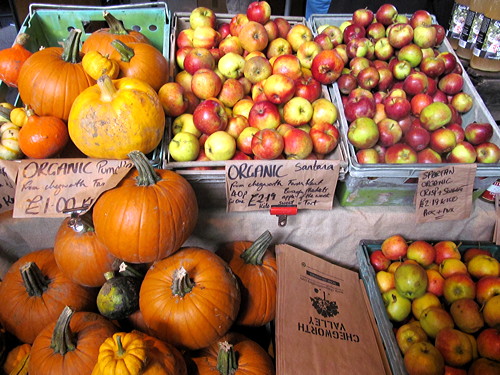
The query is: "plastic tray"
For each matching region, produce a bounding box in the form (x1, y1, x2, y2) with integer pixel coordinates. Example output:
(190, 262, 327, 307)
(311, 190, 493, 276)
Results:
(357, 239, 500, 375)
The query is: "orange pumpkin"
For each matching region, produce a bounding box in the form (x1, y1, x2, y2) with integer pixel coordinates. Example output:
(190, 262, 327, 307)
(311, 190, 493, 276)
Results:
(216, 231, 277, 326)
(81, 11, 151, 57)
(188, 332, 275, 375)
(0, 248, 96, 343)
(29, 306, 118, 375)
(2, 343, 31, 374)
(93, 151, 198, 263)
(54, 212, 117, 287)
(139, 247, 241, 350)
(0, 33, 32, 88)
(17, 28, 95, 121)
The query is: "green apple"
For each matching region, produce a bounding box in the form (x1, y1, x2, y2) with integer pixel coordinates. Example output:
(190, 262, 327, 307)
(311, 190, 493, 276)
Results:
(172, 113, 201, 137)
(218, 52, 246, 79)
(205, 131, 236, 160)
(395, 262, 428, 300)
(169, 132, 200, 162)
(382, 288, 411, 322)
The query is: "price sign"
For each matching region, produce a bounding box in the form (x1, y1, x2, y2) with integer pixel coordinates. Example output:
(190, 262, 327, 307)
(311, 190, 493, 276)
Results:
(0, 160, 18, 214)
(415, 164, 477, 223)
(13, 158, 133, 218)
(225, 159, 340, 212)
(494, 194, 500, 245)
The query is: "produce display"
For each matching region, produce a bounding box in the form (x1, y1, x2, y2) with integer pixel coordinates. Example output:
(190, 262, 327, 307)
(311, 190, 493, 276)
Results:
(368, 235, 500, 374)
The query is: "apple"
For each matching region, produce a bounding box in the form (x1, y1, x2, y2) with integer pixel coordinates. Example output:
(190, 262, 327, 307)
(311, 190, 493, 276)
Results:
(309, 122, 339, 155)
(313, 33, 334, 50)
(450, 92, 473, 113)
(225, 115, 249, 139)
(385, 143, 417, 164)
(251, 128, 284, 160)
(344, 96, 376, 123)
(204, 131, 236, 161)
(467, 255, 500, 279)
(168, 131, 200, 162)
(294, 75, 322, 103)
(190, 68, 223, 100)
(319, 25, 343, 47)
(192, 25, 220, 49)
(377, 118, 402, 147)
(464, 122, 494, 145)
(219, 35, 243, 56)
(352, 7, 374, 28)
(420, 102, 452, 131)
(446, 123, 465, 143)
(296, 41, 322, 70)
(450, 298, 484, 334)
(396, 321, 429, 354)
(175, 70, 193, 93)
(263, 19, 278, 42)
(435, 328, 473, 367)
(232, 98, 254, 119)
(438, 73, 464, 96)
(412, 292, 441, 320)
(394, 262, 428, 300)
(426, 269, 445, 296)
(310, 49, 345, 85)
(406, 240, 435, 267)
(263, 73, 296, 105)
(382, 288, 411, 322)
(417, 147, 442, 163)
(282, 127, 313, 159)
(176, 46, 194, 70)
(247, 100, 281, 130)
(272, 54, 303, 80)
(413, 25, 437, 49)
(342, 24, 366, 45)
(476, 142, 500, 163)
(273, 17, 291, 39)
(347, 117, 379, 149)
(384, 96, 411, 121)
(217, 78, 245, 108)
(381, 234, 408, 260)
(370, 249, 391, 271)
(193, 99, 228, 135)
(176, 28, 194, 49)
(158, 82, 189, 117)
(387, 23, 414, 49)
(439, 258, 468, 278)
(398, 43, 423, 68)
(434, 241, 461, 265)
(376, 68, 394, 92)
(420, 306, 455, 338)
(238, 21, 269, 53)
(483, 295, 500, 328)
(356, 148, 380, 164)
(468, 358, 500, 375)
(185, 91, 201, 114)
(391, 59, 412, 81)
(287, 23, 313, 52)
(217, 52, 245, 80)
(410, 9, 433, 28)
(218, 22, 231, 40)
(356, 66, 380, 91)
(241, 56, 271, 85)
(310, 98, 338, 126)
(346, 37, 375, 60)
(376, 270, 396, 293)
(477, 328, 500, 362)
(183, 47, 215, 75)
(443, 273, 476, 304)
(246, 1, 271, 24)
(375, 3, 398, 26)
(266, 37, 293, 59)
(282, 97, 313, 126)
(251, 80, 267, 102)
(464, 248, 493, 263)
(446, 141, 477, 163)
(404, 126, 431, 152)
(402, 71, 429, 97)
(349, 56, 371, 77)
(189, 6, 216, 30)
(172, 113, 201, 138)
(420, 56, 446, 79)
(404, 342, 445, 375)
(236, 126, 259, 154)
(366, 22, 386, 41)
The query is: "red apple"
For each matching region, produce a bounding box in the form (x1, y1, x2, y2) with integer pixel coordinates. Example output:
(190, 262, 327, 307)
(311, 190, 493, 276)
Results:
(377, 118, 402, 147)
(191, 68, 223, 100)
(406, 240, 435, 267)
(246, 1, 271, 24)
(282, 127, 313, 159)
(375, 3, 398, 26)
(193, 98, 229, 135)
(357, 66, 380, 91)
(158, 82, 189, 117)
(385, 143, 418, 164)
(309, 122, 339, 155)
(446, 141, 477, 163)
(387, 23, 414, 49)
(247, 100, 281, 130)
(320, 25, 343, 47)
(384, 96, 411, 121)
(337, 73, 358, 95)
(294, 75, 322, 103)
(381, 234, 408, 261)
(426, 269, 445, 296)
(411, 93, 434, 117)
(402, 71, 429, 97)
(420, 56, 446, 79)
(476, 276, 500, 305)
(225, 115, 249, 139)
(446, 123, 465, 143)
(464, 122, 494, 145)
(238, 21, 269, 53)
(183, 47, 216, 75)
(217, 22, 231, 40)
(343, 23, 366, 45)
(262, 73, 296, 105)
(356, 148, 381, 164)
(229, 13, 249, 37)
(476, 328, 500, 362)
(367, 22, 387, 41)
(313, 33, 334, 50)
(344, 96, 376, 123)
(409, 9, 433, 28)
(437, 52, 458, 75)
(438, 73, 464, 96)
(443, 273, 476, 304)
(404, 125, 431, 152)
(435, 328, 474, 367)
(352, 8, 374, 28)
(413, 25, 437, 49)
(310, 49, 345, 85)
(236, 126, 259, 154)
(274, 17, 291, 39)
(251, 128, 284, 160)
(476, 142, 500, 163)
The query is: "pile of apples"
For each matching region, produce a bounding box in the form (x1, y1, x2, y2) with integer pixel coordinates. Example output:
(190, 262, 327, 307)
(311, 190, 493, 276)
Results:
(321, 4, 500, 165)
(163, 1, 345, 164)
(369, 234, 500, 374)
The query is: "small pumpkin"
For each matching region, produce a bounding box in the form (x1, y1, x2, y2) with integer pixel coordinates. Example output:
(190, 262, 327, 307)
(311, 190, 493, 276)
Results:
(3, 343, 31, 374)
(82, 11, 151, 57)
(0, 33, 33, 88)
(188, 332, 275, 375)
(18, 108, 69, 159)
(0, 248, 96, 343)
(92, 330, 187, 375)
(17, 28, 95, 121)
(96, 271, 142, 320)
(9, 106, 28, 127)
(29, 306, 118, 375)
(54, 210, 116, 287)
(0, 121, 22, 160)
(68, 75, 165, 159)
(110, 40, 168, 91)
(82, 50, 120, 80)
(139, 247, 241, 350)
(92, 151, 198, 263)
(216, 230, 277, 327)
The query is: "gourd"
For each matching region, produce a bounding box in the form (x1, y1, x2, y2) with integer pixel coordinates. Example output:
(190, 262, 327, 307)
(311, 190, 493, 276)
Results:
(0, 121, 22, 160)
(29, 306, 118, 375)
(139, 247, 241, 350)
(0, 33, 32, 88)
(0, 248, 96, 343)
(96, 270, 142, 320)
(17, 28, 95, 121)
(54, 210, 116, 287)
(67, 75, 165, 159)
(110, 40, 168, 91)
(92, 151, 198, 263)
(216, 230, 277, 326)
(9, 106, 28, 127)
(82, 50, 120, 80)
(81, 11, 151, 57)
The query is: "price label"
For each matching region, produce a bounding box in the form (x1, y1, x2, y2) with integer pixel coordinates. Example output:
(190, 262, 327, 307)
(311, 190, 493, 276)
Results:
(494, 194, 500, 245)
(0, 160, 18, 214)
(225, 159, 340, 212)
(415, 164, 477, 223)
(13, 158, 133, 218)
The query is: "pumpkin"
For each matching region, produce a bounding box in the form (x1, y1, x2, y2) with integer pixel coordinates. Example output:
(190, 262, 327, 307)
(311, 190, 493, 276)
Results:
(9, 106, 28, 127)
(68, 75, 165, 159)
(0, 121, 22, 160)
(0, 33, 32, 88)
(0, 248, 96, 343)
(216, 231, 277, 327)
(3, 343, 31, 374)
(29, 306, 118, 375)
(96, 271, 141, 320)
(110, 40, 168, 91)
(92, 330, 187, 375)
(82, 11, 151, 57)
(17, 28, 95, 121)
(82, 50, 120, 80)
(18, 108, 69, 159)
(93, 150, 198, 263)
(54, 211, 116, 287)
(139, 247, 241, 350)
(188, 332, 275, 375)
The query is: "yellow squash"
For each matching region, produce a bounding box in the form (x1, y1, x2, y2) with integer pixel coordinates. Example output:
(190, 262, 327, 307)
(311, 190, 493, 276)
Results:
(0, 122, 22, 160)
(82, 50, 120, 80)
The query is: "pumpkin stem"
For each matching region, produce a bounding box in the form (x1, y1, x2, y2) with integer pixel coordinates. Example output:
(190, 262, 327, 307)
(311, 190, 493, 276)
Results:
(20, 262, 49, 297)
(66, 209, 95, 233)
(61, 28, 83, 64)
(14, 33, 30, 47)
(111, 40, 135, 62)
(103, 11, 129, 35)
(128, 150, 161, 186)
(118, 261, 145, 278)
(97, 75, 118, 102)
(216, 341, 238, 375)
(50, 306, 76, 354)
(116, 334, 126, 356)
(240, 230, 273, 265)
(171, 267, 194, 297)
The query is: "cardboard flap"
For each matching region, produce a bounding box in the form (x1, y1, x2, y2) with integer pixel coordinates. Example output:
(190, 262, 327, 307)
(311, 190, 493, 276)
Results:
(275, 244, 389, 375)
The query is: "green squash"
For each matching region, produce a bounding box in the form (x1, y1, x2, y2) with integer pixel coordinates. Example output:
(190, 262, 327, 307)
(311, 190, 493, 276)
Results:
(96, 271, 141, 320)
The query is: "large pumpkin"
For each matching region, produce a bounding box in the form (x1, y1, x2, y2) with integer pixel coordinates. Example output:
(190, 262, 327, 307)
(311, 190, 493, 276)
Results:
(0, 248, 96, 343)
(17, 28, 95, 121)
(216, 230, 277, 327)
(93, 151, 198, 263)
(29, 306, 118, 375)
(54, 212, 116, 287)
(139, 247, 241, 350)
(67, 75, 165, 159)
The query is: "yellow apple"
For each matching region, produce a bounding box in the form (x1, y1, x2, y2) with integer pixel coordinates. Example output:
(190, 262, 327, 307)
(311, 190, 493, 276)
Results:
(411, 292, 441, 320)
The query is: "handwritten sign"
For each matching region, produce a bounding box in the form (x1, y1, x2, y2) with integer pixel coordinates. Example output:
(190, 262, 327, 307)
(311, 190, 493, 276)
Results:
(494, 194, 500, 245)
(225, 159, 340, 212)
(13, 158, 133, 218)
(415, 164, 477, 223)
(0, 160, 18, 214)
